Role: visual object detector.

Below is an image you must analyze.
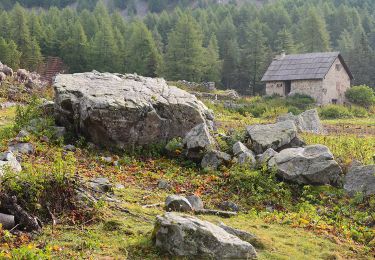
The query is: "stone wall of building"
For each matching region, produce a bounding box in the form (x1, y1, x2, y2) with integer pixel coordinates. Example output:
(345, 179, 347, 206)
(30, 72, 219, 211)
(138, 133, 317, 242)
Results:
(265, 81, 286, 96)
(290, 79, 324, 104)
(322, 57, 351, 104)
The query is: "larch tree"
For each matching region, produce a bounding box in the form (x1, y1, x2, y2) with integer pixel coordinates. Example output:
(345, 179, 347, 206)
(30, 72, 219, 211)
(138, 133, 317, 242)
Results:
(0, 37, 21, 69)
(202, 35, 221, 82)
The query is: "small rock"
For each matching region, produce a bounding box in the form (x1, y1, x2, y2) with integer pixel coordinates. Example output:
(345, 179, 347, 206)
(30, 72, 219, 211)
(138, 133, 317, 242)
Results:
(233, 141, 250, 156)
(0, 213, 15, 230)
(63, 144, 76, 152)
(0, 151, 22, 176)
(8, 142, 34, 155)
(40, 135, 50, 142)
(53, 126, 66, 139)
(114, 183, 125, 190)
(237, 151, 256, 168)
(344, 165, 375, 196)
(16, 130, 30, 139)
(185, 194, 204, 210)
(183, 123, 216, 160)
(201, 150, 231, 170)
(101, 156, 113, 163)
(256, 148, 277, 166)
(153, 213, 257, 259)
(88, 177, 113, 193)
(219, 201, 239, 212)
(165, 195, 192, 212)
(157, 179, 171, 190)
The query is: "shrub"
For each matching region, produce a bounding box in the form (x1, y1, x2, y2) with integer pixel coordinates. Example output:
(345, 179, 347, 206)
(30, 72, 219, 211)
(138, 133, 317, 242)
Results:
(345, 85, 375, 107)
(319, 105, 352, 119)
(285, 94, 315, 110)
(349, 106, 368, 118)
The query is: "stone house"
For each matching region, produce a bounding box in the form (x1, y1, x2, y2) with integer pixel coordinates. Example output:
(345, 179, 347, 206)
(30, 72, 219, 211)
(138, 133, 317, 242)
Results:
(261, 52, 353, 105)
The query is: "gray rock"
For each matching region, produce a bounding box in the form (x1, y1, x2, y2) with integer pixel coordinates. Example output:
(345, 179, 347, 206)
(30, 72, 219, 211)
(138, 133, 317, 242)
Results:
(39, 100, 55, 115)
(277, 109, 325, 134)
(8, 142, 34, 155)
(185, 195, 204, 210)
(246, 120, 299, 154)
(63, 144, 76, 152)
(219, 201, 239, 212)
(183, 123, 216, 160)
(0, 151, 22, 176)
(52, 126, 66, 139)
(157, 179, 171, 190)
(218, 222, 264, 249)
(114, 183, 125, 190)
(88, 177, 113, 193)
(237, 151, 256, 168)
(0, 213, 15, 230)
(153, 213, 257, 259)
(256, 148, 277, 166)
(54, 72, 213, 150)
(233, 141, 250, 156)
(165, 195, 192, 212)
(201, 150, 231, 170)
(16, 130, 30, 139)
(268, 145, 342, 186)
(344, 165, 375, 196)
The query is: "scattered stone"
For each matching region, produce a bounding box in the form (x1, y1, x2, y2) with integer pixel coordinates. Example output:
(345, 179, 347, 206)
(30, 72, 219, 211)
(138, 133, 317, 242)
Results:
(165, 195, 192, 212)
(183, 123, 216, 160)
(153, 213, 257, 259)
(100, 156, 113, 164)
(185, 195, 204, 210)
(201, 150, 231, 170)
(114, 183, 125, 190)
(0, 102, 17, 109)
(0, 213, 15, 230)
(268, 145, 342, 186)
(157, 179, 171, 190)
(256, 148, 277, 166)
(0, 152, 22, 176)
(52, 126, 66, 139)
(277, 109, 325, 134)
(233, 141, 250, 156)
(247, 120, 300, 154)
(219, 201, 239, 212)
(40, 135, 50, 142)
(16, 130, 30, 140)
(39, 100, 55, 115)
(54, 72, 213, 150)
(344, 165, 375, 196)
(88, 177, 113, 193)
(63, 144, 76, 152)
(8, 142, 34, 155)
(237, 151, 256, 168)
(218, 222, 264, 249)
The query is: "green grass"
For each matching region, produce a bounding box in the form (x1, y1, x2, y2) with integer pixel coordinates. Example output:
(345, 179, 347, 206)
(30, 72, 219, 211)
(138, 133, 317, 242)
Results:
(322, 117, 375, 126)
(0, 106, 16, 129)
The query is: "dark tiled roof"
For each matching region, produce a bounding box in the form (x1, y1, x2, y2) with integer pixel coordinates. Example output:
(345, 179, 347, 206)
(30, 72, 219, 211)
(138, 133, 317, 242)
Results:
(261, 52, 353, 82)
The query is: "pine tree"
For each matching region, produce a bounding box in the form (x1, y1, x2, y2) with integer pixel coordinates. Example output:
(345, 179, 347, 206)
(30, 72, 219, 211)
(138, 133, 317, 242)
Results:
(276, 28, 296, 54)
(61, 21, 89, 73)
(126, 21, 162, 77)
(300, 8, 331, 52)
(202, 35, 221, 82)
(241, 19, 269, 95)
(164, 15, 205, 82)
(221, 38, 240, 88)
(0, 37, 21, 69)
(22, 37, 43, 71)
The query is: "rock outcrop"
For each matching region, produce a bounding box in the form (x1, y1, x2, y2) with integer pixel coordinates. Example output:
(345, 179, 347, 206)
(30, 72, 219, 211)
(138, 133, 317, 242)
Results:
(153, 213, 257, 259)
(54, 72, 213, 149)
(277, 109, 325, 134)
(246, 120, 302, 154)
(268, 145, 342, 186)
(344, 165, 375, 196)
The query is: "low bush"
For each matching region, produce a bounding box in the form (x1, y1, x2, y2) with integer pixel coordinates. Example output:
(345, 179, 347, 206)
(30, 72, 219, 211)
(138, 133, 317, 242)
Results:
(285, 94, 316, 110)
(319, 105, 352, 119)
(350, 105, 368, 118)
(345, 85, 375, 107)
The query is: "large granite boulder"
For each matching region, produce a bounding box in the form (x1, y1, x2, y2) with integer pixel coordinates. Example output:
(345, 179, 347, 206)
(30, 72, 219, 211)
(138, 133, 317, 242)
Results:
(277, 109, 325, 134)
(246, 120, 303, 154)
(268, 145, 342, 186)
(153, 213, 257, 259)
(54, 72, 213, 149)
(344, 165, 375, 196)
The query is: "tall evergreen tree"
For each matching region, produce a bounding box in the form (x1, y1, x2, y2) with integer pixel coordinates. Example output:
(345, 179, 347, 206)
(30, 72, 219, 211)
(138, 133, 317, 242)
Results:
(202, 35, 221, 82)
(276, 28, 296, 54)
(300, 8, 331, 52)
(126, 21, 162, 77)
(164, 15, 205, 81)
(0, 37, 21, 69)
(221, 38, 240, 88)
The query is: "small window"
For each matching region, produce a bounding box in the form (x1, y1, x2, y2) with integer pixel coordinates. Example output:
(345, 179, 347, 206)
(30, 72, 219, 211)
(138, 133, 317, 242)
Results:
(335, 64, 342, 71)
(332, 99, 338, 104)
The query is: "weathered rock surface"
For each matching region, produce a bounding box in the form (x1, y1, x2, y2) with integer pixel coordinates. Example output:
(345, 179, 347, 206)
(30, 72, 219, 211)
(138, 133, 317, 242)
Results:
(185, 195, 204, 210)
(233, 141, 250, 156)
(344, 165, 375, 196)
(88, 177, 113, 193)
(165, 195, 193, 212)
(268, 145, 342, 185)
(183, 123, 216, 160)
(0, 151, 22, 176)
(233, 142, 256, 167)
(247, 120, 301, 154)
(277, 109, 325, 134)
(256, 148, 277, 166)
(54, 72, 213, 149)
(201, 150, 231, 170)
(219, 201, 240, 212)
(218, 222, 264, 249)
(0, 213, 15, 230)
(153, 213, 257, 259)
(8, 142, 35, 155)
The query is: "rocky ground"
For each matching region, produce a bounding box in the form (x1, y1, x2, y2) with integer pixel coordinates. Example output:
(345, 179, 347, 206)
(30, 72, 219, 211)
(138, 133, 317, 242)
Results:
(0, 70, 374, 259)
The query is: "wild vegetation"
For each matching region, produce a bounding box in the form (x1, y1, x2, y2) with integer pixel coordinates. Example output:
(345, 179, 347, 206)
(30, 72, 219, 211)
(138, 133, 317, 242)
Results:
(0, 0, 375, 94)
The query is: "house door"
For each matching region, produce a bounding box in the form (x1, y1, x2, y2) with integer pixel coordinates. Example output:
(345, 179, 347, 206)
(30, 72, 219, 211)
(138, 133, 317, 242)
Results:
(285, 81, 291, 96)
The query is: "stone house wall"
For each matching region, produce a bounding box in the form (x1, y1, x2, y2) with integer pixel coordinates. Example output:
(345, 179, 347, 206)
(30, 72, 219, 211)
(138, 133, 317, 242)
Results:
(265, 81, 286, 96)
(290, 79, 324, 104)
